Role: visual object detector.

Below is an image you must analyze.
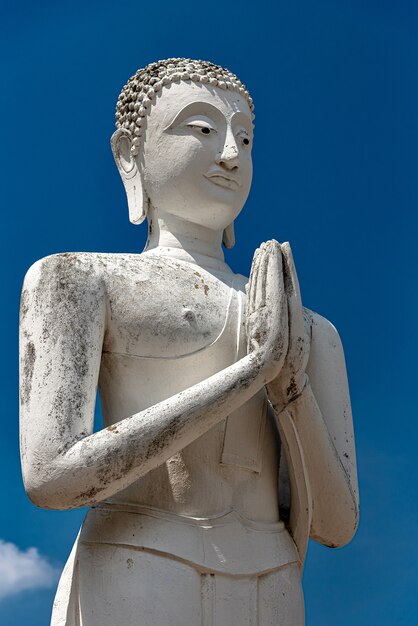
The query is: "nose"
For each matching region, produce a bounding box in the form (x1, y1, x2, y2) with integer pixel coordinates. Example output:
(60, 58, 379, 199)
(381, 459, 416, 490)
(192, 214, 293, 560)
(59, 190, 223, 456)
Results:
(216, 131, 240, 170)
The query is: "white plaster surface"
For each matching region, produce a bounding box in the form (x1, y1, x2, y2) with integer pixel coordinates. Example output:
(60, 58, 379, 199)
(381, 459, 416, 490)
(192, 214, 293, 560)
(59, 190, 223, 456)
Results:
(20, 61, 359, 625)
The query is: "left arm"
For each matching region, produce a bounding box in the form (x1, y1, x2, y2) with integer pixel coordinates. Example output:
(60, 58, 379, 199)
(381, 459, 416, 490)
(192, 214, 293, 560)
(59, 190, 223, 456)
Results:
(273, 317, 359, 547)
(264, 244, 359, 548)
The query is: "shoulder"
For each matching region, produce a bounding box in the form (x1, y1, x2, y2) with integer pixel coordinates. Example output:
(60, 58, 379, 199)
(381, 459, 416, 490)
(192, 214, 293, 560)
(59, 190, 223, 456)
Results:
(305, 308, 345, 362)
(23, 252, 103, 289)
(21, 253, 112, 321)
(304, 308, 351, 422)
(304, 308, 350, 403)
(21, 252, 159, 318)
(23, 252, 153, 292)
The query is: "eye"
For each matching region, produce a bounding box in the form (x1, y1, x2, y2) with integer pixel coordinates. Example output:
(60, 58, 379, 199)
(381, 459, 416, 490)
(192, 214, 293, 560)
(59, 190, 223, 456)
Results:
(236, 130, 251, 147)
(240, 135, 251, 147)
(186, 122, 216, 136)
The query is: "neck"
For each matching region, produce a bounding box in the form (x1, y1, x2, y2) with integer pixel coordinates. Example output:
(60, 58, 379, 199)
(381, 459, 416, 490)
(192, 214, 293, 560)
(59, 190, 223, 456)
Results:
(143, 206, 228, 269)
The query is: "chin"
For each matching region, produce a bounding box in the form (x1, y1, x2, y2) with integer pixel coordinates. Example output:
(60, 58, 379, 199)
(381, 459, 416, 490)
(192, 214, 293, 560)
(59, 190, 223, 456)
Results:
(171, 209, 236, 232)
(190, 200, 243, 231)
(152, 185, 246, 230)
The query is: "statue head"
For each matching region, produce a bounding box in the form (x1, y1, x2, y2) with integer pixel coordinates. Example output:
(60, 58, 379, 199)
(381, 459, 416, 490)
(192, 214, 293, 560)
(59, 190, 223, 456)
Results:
(111, 58, 255, 248)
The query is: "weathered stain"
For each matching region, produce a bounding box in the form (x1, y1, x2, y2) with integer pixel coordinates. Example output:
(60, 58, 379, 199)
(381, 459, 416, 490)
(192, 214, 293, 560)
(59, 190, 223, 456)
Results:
(20, 341, 36, 405)
(286, 377, 298, 399)
(20, 289, 29, 319)
(75, 485, 101, 504)
(50, 386, 88, 439)
(95, 438, 137, 493)
(203, 284, 209, 296)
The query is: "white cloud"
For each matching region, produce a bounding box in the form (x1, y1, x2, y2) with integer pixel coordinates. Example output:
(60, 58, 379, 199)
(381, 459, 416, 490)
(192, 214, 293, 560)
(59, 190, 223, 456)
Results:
(0, 539, 61, 601)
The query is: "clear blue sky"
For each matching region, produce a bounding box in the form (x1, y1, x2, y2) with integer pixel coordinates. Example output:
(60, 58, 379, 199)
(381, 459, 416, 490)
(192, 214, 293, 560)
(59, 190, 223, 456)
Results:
(1, 0, 417, 624)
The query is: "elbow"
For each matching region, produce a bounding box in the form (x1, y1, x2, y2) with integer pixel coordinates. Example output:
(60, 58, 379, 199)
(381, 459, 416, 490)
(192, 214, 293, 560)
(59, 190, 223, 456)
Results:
(25, 488, 68, 511)
(23, 466, 86, 511)
(310, 491, 360, 548)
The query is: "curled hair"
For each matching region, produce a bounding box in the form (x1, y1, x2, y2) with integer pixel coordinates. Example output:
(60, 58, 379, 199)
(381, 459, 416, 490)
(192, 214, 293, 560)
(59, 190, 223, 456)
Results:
(115, 58, 254, 156)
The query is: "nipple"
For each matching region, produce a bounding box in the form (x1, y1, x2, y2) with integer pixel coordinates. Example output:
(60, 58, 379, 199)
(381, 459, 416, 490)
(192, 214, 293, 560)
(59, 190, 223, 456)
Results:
(182, 307, 196, 322)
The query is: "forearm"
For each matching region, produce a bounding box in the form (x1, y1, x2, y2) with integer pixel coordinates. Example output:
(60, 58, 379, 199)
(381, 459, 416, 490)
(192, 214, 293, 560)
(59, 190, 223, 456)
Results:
(271, 380, 359, 546)
(27, 353, 266, 510)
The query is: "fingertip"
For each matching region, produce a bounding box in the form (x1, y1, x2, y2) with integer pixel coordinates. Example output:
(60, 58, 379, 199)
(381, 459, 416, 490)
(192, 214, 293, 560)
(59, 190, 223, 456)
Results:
(267, 239, 281, 255)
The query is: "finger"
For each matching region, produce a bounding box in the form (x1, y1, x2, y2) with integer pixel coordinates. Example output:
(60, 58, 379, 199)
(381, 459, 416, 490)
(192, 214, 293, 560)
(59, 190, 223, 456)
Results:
(248, 247, 262, 315)
(281, 242, 302, 303)
(265, 242, 289, 369)
(281, 242, 304, 359)
(250, 242, 268, 312)
(255, 243, 268, 308)
(255, 246, 269, 310)
(264, 240, 283, 303)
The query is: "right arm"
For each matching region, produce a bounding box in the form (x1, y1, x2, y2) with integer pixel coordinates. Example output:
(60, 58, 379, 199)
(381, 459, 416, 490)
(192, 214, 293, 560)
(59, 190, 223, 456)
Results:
(20, 249, 286, 510)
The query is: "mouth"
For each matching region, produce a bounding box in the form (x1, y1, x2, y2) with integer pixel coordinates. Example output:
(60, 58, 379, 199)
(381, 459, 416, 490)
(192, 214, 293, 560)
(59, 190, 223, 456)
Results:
(205, 173, 241, 191)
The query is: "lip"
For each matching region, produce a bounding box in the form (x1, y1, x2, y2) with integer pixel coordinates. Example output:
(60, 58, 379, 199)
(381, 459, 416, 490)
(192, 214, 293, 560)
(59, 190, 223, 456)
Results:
(205, 173, 241, 191)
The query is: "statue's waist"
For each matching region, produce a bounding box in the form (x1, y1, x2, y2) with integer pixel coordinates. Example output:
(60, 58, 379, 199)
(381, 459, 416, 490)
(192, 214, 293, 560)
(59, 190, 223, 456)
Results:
(79, 503, 299, 575)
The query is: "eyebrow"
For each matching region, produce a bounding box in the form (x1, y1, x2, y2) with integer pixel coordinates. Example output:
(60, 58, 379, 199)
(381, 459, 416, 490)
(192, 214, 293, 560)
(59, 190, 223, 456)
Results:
(231, 110, 254, 134)
(165, 100, 252, 130)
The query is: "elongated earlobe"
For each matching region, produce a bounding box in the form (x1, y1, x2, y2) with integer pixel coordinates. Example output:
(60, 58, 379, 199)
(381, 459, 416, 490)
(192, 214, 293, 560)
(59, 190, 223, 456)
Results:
(223, 222, 235, 249)
(110, 129, 147, 225)
(122, 173, 148, 225)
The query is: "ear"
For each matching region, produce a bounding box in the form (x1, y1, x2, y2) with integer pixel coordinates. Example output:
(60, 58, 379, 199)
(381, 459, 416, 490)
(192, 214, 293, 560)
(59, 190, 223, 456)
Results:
(222, 222, 235, 249)
(110, 128, 147, 225)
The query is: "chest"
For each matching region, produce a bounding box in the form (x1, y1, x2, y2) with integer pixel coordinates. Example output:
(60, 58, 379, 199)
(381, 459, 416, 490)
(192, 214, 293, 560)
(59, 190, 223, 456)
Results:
(102, 260, 245, 359)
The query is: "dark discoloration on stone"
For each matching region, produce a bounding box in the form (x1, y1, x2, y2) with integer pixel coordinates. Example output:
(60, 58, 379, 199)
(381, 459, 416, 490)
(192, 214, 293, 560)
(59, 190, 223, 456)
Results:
(92, 442, 138, 497)
(271, 331, 286, 363)
(21, 341, 36, 405)
(286, 377, 298, 399)
(20, 289, 29, 319)
(50, 386, 88, 439)
(75, 486, 101, 504)
(142, 416, 184, 464)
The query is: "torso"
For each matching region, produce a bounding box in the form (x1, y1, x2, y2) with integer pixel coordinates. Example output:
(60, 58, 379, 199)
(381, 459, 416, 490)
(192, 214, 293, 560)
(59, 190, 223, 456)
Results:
(89, 251, 281, 522)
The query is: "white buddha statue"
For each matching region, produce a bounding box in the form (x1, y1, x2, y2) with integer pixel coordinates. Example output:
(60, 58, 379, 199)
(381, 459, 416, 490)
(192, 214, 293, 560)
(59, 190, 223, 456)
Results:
(19, 58, 359, 625)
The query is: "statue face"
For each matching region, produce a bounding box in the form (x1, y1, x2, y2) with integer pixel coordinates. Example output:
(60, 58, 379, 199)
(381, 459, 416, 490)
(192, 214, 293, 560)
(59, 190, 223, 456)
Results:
(141, 81, 253, 231)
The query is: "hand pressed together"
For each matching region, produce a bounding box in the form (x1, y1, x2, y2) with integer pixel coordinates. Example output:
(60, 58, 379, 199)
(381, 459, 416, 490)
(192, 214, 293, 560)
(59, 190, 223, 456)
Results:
(246, 240, 311, 410)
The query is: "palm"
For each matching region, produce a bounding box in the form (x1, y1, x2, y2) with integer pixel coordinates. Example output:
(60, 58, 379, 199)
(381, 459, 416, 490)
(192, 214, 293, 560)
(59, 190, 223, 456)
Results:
(245, 240, 289, 382)
(267, 242, 311, 410)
